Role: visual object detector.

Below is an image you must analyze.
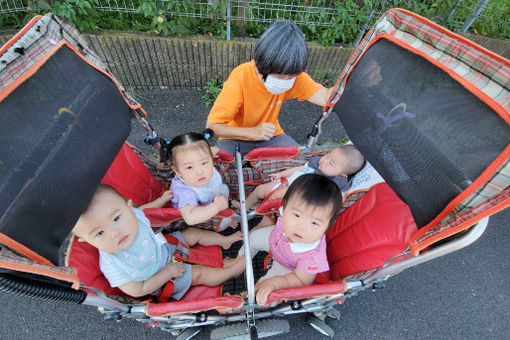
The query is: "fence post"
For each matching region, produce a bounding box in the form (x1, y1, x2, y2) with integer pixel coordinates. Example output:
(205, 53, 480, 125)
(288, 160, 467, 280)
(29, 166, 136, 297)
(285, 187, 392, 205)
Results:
(353, 10, 375, 48)
(442, 0, 463, 25)
(460, 0, 490, 32)
(227, 0, 231, 40)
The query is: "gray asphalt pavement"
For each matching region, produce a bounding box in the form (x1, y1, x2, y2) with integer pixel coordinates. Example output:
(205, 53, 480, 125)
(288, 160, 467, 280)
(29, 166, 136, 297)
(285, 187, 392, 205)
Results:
(1, 89, 508, 339)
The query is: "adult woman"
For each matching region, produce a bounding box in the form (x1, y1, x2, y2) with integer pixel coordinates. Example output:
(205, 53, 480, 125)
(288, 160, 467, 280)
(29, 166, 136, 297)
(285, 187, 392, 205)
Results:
(206, 20, 333, 156)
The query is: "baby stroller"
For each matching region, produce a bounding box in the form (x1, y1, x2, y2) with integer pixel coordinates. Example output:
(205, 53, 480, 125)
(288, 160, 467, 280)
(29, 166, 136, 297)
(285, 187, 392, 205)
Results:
(1, 9, 509, 340)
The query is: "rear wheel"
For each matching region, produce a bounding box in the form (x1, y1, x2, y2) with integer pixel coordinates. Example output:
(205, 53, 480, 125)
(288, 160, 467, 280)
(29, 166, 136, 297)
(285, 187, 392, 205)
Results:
(210, 319, 290, 340)
(307, 315, 335, 338)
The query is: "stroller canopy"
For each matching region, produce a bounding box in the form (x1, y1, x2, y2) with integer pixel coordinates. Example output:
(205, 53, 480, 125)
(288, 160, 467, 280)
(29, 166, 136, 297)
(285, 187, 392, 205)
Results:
(0, 15, 142, 265)
(329, 9, 510, 253)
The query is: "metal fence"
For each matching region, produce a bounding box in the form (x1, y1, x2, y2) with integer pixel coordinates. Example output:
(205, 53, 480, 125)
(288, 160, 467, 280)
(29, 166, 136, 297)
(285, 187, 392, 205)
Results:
(0, 0, 506, 41)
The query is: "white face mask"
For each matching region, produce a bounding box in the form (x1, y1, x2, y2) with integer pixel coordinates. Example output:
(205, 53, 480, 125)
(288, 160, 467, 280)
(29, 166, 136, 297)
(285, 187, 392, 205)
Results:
(264, 75, 296, 95)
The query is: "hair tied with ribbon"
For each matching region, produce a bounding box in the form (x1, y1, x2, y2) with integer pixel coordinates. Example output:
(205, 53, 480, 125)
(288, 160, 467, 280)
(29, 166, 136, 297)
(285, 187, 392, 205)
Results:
(204, 132, 211, 141)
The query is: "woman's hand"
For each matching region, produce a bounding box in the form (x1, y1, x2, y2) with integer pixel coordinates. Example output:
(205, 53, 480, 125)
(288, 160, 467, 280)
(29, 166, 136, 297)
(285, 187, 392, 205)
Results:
(252, 122, 276, 141)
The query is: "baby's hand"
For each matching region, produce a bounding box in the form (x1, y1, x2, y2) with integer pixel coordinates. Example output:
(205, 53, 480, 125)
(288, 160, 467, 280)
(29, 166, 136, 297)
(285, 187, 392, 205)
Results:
(211, 146, 220, 157)
(269, 172, 284, 182)
(255, 279, 275, 306)
(159, 190, 173, 204)
(212, 195, 228, 211)
(164, 262, 185, 278)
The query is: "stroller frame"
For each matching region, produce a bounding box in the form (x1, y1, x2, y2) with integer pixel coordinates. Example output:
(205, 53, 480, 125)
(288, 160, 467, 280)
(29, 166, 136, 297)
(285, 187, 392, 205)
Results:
(77, 212, 488, 338)
(1, 7, 509, 340)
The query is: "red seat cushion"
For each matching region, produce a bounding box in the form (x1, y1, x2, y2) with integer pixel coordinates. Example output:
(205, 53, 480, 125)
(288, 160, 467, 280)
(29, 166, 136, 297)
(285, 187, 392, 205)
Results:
(101, 143, 166, 205)
(245, 146, 300, 161)
(326, 183, 418, 279)
(68, 236, 222, 300)
(68, 143, 223, 301)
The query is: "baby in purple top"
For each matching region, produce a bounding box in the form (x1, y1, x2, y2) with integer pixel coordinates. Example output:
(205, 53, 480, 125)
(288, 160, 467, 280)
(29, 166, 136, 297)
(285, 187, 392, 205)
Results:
(238, 174, 343, 305)
(163, 129, 240, 232)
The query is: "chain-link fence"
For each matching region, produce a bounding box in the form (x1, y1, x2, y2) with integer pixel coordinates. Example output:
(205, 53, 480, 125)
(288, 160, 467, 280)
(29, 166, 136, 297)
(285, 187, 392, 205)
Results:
(1, 0, 507, 42)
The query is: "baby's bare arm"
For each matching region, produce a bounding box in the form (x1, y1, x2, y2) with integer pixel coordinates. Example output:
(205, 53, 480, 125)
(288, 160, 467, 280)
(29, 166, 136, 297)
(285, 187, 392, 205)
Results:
(269, 165, 305, 181)
(139, 190, 174, 210)
(118, 262, 185, 297)
(267, 187, 288, 200)
(255, 268, 315, 305)
(179, 195, 227, 225)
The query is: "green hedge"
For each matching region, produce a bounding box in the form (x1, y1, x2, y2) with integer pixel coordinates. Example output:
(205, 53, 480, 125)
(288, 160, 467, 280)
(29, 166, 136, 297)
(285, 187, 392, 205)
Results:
(0, 0, 508, 45)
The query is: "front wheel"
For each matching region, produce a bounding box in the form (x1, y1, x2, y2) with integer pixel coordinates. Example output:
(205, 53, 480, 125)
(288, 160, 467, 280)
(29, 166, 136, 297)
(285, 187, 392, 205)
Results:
(176, 327, 201, 340)
(210, 319, 290, 340)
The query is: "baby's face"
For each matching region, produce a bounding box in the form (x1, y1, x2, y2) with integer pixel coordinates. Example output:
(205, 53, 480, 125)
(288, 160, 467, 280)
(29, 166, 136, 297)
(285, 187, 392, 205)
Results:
(173, 147, 214, 187)
(281, 195, 334, 244)
(318, 148, 348, 177)
(73, 190, 139, 253)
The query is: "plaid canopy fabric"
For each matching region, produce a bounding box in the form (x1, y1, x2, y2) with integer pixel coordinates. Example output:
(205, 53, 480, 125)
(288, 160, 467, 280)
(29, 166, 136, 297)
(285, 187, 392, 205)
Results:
(330, 9, 510, 113)
(0, 14, 141, 109)
(328, 8, 510, 254)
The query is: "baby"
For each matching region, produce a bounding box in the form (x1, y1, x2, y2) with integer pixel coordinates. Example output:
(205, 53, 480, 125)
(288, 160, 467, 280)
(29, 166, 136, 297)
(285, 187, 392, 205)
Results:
(72, 184, 245, 300)
(237, 174, 343, 305)
(233, 145, 363, 229)
(163, 129, 238, 230)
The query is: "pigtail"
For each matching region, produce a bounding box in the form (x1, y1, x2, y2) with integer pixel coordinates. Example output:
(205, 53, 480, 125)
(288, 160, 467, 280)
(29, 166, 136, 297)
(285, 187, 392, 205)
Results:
(159, 137, 172, 164)
(202, 128, 214, 143)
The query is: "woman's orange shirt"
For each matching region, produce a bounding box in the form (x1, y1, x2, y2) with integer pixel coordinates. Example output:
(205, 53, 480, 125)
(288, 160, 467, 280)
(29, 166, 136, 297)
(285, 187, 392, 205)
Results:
(207, 60, 321, 140)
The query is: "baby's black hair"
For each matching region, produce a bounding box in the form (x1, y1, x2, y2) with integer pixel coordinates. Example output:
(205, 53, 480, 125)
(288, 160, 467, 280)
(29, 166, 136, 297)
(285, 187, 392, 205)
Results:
(282, 173, 343, 228)
(159, 128, 214, 164)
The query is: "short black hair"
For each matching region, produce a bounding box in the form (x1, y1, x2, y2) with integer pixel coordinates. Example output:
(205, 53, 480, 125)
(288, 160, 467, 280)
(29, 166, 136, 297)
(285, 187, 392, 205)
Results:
(254, 20, 308, 80)
(282, 173, 343, 228)
(159, 128, 214, 164)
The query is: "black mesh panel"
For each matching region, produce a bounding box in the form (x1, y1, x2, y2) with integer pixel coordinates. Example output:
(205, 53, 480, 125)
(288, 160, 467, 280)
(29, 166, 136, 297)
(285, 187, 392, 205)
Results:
(334, 39, 510, 228)
(0, 46, 132, 263)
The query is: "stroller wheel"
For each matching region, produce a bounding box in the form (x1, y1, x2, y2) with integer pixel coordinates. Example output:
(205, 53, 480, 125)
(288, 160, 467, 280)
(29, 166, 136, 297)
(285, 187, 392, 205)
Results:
(176, 327, 201, 340)
(307, 315, 335, 338)
(324, 306, 341, 320)
(210, 319, 289, 340)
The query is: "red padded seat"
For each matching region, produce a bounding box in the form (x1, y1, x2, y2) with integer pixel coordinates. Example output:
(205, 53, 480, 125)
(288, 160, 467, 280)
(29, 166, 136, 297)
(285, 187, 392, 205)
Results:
(262, 183, 417, 305)
(326, 183, 418, 280)
(67, 143, 223, 301)
(245, 146, 300, 161)
(68, 236, 222, 300)
(100, 143, 166, 206)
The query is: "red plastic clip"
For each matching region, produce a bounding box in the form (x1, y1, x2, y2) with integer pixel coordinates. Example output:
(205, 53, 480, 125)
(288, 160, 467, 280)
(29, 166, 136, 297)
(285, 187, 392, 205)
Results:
(146, 321, 160, 328)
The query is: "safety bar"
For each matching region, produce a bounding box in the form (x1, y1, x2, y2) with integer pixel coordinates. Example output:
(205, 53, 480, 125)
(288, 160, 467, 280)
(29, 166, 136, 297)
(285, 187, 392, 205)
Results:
(306, 107, 334, 148)
(363, 218, 489, 286)
(235, 145, 256, 306)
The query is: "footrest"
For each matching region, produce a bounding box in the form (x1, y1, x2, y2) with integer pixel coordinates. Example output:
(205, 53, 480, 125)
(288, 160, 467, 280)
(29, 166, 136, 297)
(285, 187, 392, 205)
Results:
(145, 296, 244, 316)
(265, 282, 346, 305)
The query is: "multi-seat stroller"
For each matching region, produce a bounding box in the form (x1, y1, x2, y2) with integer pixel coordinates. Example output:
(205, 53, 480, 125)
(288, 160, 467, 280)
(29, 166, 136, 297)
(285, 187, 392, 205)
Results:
(1, 8, 509, 340)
